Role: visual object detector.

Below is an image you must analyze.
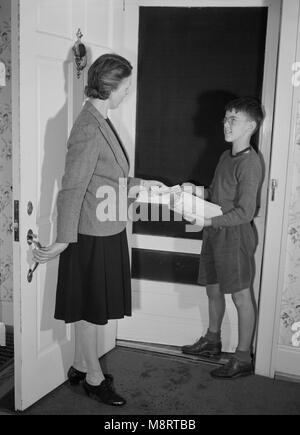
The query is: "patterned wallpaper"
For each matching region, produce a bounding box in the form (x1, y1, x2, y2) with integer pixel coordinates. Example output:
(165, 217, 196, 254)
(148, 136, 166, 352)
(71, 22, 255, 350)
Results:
(279, 95, 300, 348)
(0, 0, 13, 306)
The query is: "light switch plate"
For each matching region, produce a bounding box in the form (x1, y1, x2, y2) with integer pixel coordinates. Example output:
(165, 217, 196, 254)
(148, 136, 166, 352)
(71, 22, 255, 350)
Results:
(0, 61, 6, 87)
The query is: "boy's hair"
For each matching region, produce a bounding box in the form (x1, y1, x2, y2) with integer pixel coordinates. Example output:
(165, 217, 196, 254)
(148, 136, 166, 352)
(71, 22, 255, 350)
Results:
(225, 97, 264, 133)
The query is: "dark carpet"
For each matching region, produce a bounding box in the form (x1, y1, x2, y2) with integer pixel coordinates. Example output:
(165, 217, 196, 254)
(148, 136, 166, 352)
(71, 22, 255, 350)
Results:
(0, 326, 14, 373)
(11, 347, 300, 415)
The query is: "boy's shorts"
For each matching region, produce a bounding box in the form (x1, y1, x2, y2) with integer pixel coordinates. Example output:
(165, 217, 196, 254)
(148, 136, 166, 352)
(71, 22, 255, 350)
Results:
(197, 223, 256, 294)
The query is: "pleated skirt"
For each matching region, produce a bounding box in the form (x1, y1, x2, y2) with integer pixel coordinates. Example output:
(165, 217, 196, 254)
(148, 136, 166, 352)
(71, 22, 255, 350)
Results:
(54, 230, 132, 325)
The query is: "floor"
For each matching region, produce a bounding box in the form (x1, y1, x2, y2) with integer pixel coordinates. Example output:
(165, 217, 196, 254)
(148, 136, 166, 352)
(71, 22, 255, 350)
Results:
(0, 359, 14, 415)
(0, 326, 14, 415)
(1, 346, 300, 415)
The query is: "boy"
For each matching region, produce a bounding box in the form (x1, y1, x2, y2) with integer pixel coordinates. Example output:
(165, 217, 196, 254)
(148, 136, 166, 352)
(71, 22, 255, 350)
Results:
(181, 97, 264, 379)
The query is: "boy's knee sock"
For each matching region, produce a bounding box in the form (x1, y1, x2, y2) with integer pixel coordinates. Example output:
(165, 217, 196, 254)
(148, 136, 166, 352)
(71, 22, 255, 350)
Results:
(235, 349, 252, 363)
(205, 329, 221, 343)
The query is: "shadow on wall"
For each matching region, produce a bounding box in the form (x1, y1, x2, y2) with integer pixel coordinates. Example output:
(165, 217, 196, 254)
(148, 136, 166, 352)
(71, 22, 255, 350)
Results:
(188, 90, 238, 186)
(36, 50, 75, 353)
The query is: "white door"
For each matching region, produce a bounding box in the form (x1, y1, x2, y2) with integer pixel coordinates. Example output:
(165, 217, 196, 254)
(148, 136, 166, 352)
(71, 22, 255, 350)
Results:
(12, 0, 123, 412)
(117, 0, 281, 353)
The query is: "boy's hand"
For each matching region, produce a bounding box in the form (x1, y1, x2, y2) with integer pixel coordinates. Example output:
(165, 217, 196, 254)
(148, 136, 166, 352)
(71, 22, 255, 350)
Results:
(203, 218, 212, 227)
(181, 183, 196, 194)
(183, 212, 196, 224)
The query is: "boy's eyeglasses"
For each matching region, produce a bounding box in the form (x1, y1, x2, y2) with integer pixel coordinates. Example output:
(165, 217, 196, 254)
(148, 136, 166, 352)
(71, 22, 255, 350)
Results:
(222, 117, 249, 126)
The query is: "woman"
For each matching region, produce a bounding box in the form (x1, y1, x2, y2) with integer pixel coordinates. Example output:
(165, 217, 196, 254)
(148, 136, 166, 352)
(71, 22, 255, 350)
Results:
(33, 54, 164, 406)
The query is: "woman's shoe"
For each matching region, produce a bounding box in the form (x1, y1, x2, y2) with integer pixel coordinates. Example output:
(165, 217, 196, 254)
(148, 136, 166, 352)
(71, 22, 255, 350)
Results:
(83, 379, 126, 406)
(68, 367, 114, 386)
(68, 366, 86, 385)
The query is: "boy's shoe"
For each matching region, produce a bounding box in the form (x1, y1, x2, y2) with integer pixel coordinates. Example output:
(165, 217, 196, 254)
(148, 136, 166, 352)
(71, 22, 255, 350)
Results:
(210, 357, 254, 379)
(182, 336, 222, 357)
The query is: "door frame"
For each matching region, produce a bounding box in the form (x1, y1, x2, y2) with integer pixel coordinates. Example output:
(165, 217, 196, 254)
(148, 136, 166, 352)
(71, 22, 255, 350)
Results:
(118, 0, 283, 364)
(255, 0, 300, 378)
(11, 0, 21, 404)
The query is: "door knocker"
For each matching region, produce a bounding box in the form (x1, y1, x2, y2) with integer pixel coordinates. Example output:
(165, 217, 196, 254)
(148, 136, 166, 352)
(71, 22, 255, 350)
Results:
(72, 29, 87, 79)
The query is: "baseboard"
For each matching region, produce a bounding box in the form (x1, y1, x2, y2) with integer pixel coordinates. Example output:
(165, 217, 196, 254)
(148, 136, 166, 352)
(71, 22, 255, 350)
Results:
(275, 372, 300, 384)
(0, 323, 5, 347)
(116, 339, 232, 366)
(275, 345, 300, 379)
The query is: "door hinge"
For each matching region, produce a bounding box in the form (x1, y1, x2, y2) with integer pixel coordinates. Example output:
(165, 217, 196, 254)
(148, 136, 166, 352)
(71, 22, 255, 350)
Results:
(14, 200, 19, 242)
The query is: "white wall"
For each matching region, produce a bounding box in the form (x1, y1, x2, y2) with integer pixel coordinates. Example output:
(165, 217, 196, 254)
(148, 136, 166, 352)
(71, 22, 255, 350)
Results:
(0, 0, 13, 326)
(278, 79, 300, 348)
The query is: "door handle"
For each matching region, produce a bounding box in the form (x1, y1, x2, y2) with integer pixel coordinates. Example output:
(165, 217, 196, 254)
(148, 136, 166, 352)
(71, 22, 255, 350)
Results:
(27, 230, 43, 283)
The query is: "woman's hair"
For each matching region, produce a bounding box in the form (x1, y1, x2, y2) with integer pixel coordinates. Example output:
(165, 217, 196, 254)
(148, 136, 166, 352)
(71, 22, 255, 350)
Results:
(85, 53, 133, 100)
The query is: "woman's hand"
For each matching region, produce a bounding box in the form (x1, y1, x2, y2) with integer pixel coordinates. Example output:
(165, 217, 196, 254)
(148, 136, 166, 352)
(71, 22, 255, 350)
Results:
(141, 179, 167, 192)
(32, 242, 69, 264)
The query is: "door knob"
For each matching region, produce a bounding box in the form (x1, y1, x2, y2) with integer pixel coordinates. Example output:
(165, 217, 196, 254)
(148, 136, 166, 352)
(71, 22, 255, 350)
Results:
(27, 262, 39, 283)
(27, 230, 42, 283)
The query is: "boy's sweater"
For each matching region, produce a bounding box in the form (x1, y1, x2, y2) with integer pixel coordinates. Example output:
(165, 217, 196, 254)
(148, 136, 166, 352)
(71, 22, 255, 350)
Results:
(207, 147, 262, 229)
